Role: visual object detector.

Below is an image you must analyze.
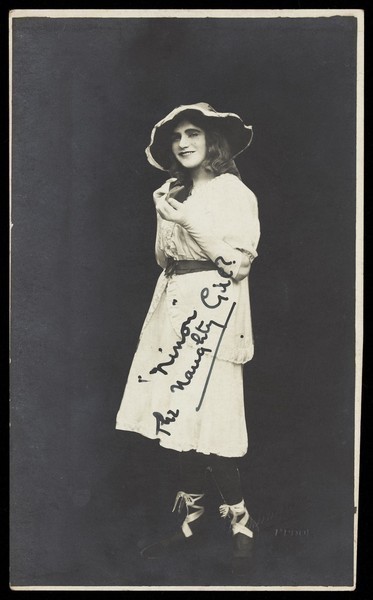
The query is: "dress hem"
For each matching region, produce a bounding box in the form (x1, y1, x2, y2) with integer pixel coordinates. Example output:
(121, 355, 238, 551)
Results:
(115, 422, 248, 458)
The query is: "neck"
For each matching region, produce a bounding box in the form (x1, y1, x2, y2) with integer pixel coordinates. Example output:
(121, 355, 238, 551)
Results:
(190, 167, 215, 188)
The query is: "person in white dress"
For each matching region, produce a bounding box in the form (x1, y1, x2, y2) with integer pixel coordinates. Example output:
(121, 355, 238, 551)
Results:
(116, 103, 260, 563)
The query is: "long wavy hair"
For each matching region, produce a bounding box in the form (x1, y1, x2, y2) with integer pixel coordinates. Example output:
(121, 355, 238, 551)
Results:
(166, 114, 241, 197)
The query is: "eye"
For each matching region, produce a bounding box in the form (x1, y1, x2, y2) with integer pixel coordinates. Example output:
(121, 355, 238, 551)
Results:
(189, 131, 199, 137)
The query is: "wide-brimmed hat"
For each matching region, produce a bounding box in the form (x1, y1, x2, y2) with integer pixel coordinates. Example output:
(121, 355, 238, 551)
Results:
(145, 102, 253, 171)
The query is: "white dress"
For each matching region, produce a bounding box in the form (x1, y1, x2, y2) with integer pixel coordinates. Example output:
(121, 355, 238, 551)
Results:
(116, 174, 260, 457)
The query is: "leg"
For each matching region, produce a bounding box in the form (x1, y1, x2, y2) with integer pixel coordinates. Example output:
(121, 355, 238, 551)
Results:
(208, 455, 242, 505)
(173, 451, 207, 537)
(141, 450, 207, 558)
(178, 450, 208, 495)
(209, 454, 254, 562)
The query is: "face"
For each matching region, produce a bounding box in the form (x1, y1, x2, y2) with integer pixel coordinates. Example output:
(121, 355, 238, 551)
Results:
(171, 120, 207, 170)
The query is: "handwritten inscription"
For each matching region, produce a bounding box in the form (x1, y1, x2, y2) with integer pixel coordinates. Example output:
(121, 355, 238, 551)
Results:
(201, 280, 231, 309)
(191, 318, 227, 345)
(195, 301, 236, 411)
(151, 254, 239, 436)
(215, 255, 235, 279)
(149, 311, 197, 375)
(200, 256, 234, 309)
(170, 346, 212, 392)
(153, 409, 180, 436)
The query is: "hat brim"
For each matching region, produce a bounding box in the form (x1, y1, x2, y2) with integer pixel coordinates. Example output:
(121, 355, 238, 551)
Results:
(145, 104, 253, 171)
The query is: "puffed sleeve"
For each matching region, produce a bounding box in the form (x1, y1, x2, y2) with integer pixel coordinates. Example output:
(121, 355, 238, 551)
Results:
(211, 175, 260, 261)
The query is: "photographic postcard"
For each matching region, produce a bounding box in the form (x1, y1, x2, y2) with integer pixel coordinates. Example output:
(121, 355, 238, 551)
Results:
(9, 8, 363, 591)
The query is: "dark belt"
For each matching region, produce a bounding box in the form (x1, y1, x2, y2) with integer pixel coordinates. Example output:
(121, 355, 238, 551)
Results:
(164, 258, 217, 278)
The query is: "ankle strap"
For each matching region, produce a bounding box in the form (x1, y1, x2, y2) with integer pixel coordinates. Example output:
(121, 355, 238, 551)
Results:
(219, 500, 254, 538)
(173, 492, 205, 538)
(172, 492, 205, 513)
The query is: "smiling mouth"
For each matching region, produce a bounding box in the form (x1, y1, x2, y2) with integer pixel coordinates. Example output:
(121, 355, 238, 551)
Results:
(179, 151, 195, 156)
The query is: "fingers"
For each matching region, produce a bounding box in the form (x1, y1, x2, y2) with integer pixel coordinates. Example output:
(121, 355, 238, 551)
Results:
(166, 197, 181, 209)
(155, 178, 177, 195)
(156, 198, 173, 220)
(153, 190, 166, 203)
(167, 185, 185, 200)
(158, 197, 179, 213)
(153, 195, 164, 208)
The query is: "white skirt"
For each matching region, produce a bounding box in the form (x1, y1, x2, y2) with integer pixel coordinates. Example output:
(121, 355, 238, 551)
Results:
(116, 274, 249, 457)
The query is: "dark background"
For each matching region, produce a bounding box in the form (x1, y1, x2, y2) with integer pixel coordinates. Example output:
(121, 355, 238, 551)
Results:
(10, 15, 358, 587)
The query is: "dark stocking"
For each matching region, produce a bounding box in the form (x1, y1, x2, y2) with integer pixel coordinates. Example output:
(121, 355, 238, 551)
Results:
(208, 455, 243, 505)
(179, 451, 244, 504)
(178, 450, 208, 493)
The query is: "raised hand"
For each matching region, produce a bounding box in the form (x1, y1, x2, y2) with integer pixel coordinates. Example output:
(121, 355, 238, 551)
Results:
(152, 178, 177, 208)
(155, 196, 190, 227)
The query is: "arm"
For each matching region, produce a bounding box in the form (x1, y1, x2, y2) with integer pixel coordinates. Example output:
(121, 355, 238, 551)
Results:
(179, 215, 249, 281)
(155, 196, 255, 281)
(233, 251, 255, 281)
